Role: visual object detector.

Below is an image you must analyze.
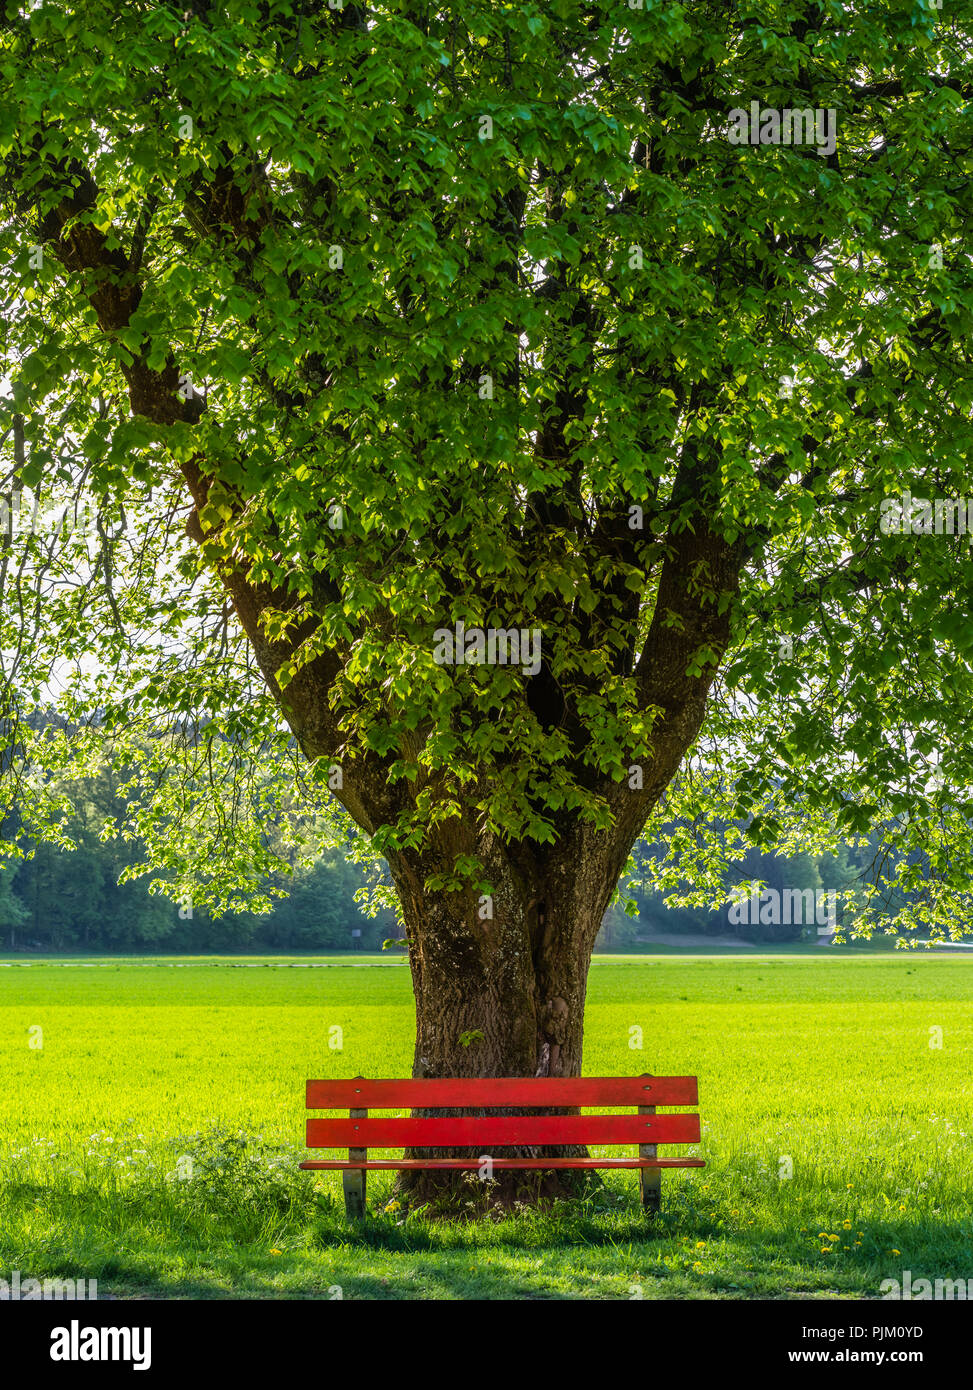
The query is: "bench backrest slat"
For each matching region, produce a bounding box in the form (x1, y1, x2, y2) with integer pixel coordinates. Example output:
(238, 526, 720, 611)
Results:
(306, 1076, 697, 1110)
(306, 1111, 700, 1149)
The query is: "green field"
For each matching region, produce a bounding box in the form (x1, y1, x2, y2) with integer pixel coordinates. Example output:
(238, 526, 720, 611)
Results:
(1, 953, 970, 1300)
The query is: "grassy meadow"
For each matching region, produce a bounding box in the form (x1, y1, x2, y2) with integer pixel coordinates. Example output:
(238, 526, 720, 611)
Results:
(0, 951, 970, 1299)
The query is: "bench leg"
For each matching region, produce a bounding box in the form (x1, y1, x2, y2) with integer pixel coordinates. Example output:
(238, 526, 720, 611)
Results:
(342, 1166, 366, 1220)
(343, 1103, 367, 1220)
(639, 1100, 661, 1214)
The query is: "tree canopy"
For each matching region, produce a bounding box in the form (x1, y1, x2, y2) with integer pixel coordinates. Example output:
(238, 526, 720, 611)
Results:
(2, 0, 973, 951)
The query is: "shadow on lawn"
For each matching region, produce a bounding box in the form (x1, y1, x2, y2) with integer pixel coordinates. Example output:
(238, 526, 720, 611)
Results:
(5, 1179, 969, 1301)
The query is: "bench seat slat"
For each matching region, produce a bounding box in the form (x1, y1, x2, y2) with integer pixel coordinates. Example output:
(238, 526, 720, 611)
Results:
(306, 1112, 700, 1149)
(300, 1157, 707, 1170)
(306, 1076, 697, 1109)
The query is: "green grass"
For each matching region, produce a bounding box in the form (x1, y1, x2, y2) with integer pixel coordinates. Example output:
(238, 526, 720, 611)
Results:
(0, 953, 970, 1299)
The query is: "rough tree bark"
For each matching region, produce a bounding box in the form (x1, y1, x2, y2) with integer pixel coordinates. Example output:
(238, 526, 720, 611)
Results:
(375, 823, 613, 1202)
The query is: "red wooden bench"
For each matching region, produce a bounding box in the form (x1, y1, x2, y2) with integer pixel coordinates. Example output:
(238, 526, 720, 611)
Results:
(300, 1074, 704, 1218)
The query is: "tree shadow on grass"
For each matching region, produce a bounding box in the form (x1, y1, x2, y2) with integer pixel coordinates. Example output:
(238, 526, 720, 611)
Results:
(5, 1179, 970, 1301)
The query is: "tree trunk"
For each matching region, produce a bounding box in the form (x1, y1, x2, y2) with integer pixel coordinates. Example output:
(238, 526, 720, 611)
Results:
(384, 824, 625, 1208)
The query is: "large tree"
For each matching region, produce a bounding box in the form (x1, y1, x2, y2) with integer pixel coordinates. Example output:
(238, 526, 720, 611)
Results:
(3, 2, 973, 1193)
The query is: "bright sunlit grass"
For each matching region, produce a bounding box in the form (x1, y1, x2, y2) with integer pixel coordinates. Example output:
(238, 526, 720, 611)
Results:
(1, 953, 969, 1299)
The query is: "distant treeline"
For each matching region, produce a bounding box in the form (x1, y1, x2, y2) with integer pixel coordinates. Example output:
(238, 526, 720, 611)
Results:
(598, 839, 899, 948)
(0, 837, 392, 952)
(0, 754, 910, 954)
(0, 763, 395, 953)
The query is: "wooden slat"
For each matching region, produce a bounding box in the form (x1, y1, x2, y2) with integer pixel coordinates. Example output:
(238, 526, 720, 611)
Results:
(306, 1111, 700, 1149)
(306, 1076, 698, 1109)
(300, 1157, 707, 1170)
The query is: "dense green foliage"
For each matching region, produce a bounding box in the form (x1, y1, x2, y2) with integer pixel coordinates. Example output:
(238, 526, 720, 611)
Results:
(2, 1, 973, 943)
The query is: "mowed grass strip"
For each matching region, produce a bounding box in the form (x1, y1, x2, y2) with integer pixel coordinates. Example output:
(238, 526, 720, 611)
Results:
(0, 955, 970, 1300)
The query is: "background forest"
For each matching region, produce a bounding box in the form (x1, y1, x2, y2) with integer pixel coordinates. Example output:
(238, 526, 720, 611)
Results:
(0, 726, 910, 952)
